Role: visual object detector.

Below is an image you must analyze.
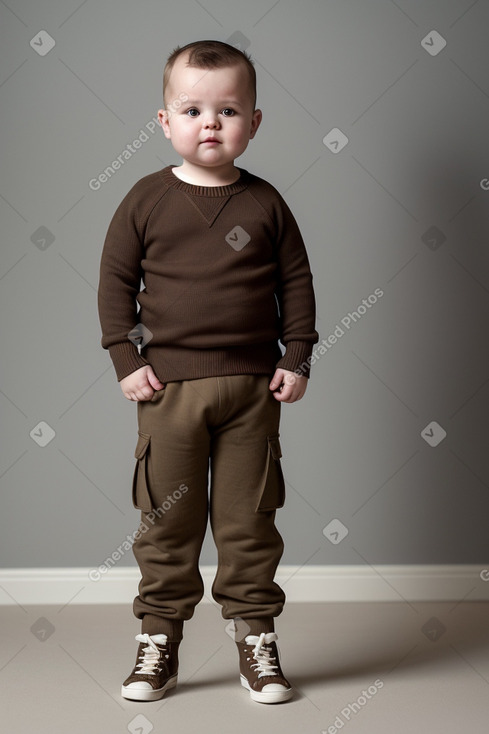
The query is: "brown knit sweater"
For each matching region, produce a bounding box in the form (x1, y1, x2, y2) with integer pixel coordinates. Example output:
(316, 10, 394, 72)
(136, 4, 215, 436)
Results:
(98, 165, 318, 383)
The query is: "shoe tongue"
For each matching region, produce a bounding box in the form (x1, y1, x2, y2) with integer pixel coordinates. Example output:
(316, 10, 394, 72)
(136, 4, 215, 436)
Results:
(245, 633, 276, 645)
(148, 634, 168, 644)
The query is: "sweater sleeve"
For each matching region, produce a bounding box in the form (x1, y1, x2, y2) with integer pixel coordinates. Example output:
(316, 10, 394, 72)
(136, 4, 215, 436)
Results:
(97, 187, 149, 381)
(272, 194, 319, 378)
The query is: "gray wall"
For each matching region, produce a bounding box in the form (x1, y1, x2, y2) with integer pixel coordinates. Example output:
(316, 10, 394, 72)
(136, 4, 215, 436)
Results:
(1, 0, 488, 570)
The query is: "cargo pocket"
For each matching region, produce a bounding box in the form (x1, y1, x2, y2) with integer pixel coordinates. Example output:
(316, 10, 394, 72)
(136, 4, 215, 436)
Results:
(132, 431, 154, 513)
(255, 434, 286, 512)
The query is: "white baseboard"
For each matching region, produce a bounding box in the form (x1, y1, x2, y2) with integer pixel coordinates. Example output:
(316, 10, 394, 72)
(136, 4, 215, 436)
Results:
(0, 565, 488, 606)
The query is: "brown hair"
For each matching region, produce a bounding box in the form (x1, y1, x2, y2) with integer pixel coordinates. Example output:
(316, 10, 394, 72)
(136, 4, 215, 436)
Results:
(163, 40, 256, 109)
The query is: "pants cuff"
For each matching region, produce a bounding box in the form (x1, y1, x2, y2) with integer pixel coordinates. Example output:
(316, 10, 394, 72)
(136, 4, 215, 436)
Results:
(141, 614, 184, 641)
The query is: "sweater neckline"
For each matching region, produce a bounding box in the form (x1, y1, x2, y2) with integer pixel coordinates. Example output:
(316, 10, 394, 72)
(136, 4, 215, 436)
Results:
(161, 165, 249, 197)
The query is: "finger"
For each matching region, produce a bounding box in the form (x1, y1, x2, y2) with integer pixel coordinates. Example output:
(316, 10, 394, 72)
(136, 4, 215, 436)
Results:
(282, 384, 303, 403)
(281, 389, 295, 402)
(284, 376, 298, 395)
(273, 386, 289, 402)
(269, 371, 284, 390)
(141, 388, 155, 401)
(147, 369, 164, 391)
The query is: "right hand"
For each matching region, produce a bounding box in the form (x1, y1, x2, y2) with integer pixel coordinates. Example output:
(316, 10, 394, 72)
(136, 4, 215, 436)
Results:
(120, 365, 165, 401)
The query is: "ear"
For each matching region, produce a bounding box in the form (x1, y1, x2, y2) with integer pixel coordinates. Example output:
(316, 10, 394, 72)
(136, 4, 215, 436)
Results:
(158, 109, 172, 139)
(249, 108, 262, 140)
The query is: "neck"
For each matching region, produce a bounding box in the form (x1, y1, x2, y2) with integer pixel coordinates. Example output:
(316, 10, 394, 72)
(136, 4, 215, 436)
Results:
(173, 162, 240, 187)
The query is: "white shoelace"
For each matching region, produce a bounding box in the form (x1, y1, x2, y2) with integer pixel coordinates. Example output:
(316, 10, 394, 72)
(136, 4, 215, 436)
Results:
(247, 633, 279, 678)
(134, 633, 168, 675)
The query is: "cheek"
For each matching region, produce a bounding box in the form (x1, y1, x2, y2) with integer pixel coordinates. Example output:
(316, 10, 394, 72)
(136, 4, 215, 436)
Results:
(170, 121, 197, 144)
(228, 121, 251, 144)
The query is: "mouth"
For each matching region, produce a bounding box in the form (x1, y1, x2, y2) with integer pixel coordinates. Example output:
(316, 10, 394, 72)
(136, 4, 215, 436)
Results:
(201, 138, 220, 144)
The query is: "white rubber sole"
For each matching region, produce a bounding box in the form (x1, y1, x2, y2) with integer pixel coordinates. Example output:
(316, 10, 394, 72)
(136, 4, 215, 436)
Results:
(121, 674, 178, 702)
(240, 674, 293, 704)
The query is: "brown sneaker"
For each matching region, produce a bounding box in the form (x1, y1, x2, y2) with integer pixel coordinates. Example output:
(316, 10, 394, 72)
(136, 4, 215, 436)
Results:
(121, 633, 179, 701)
(236, 632, 293, 703)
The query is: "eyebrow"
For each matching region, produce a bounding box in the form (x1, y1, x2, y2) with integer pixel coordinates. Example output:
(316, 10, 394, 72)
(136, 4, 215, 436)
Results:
(184, 99, 244, 106)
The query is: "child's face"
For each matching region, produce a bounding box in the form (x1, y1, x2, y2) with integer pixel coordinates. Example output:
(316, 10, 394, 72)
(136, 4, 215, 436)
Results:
(159, 55, 261, 171)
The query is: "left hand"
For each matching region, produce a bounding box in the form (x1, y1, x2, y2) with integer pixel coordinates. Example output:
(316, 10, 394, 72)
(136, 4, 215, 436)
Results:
(269, 368, 308, 403)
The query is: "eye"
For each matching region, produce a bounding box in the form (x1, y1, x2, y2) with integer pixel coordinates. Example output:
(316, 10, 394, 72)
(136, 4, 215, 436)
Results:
(186, 108, 199, 117)
(221, 108, 235, 117)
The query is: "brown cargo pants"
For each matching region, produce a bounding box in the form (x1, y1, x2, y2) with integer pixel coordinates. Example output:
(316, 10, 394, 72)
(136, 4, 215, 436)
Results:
(130, 374, 287, 640)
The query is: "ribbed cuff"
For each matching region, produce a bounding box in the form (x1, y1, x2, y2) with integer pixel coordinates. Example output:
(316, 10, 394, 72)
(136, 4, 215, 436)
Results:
(276, 340, 315, 378)
(108, 342, 149, 382)
(231, 616, 275, 641)
(141, 614, 184, 641)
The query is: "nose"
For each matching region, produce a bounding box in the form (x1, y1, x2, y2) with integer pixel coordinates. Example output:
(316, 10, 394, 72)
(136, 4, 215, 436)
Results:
(202, 112, 220, 129)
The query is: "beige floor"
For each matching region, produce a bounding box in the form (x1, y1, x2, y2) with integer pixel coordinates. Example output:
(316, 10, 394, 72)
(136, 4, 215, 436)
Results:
(1, 600, 488, 733)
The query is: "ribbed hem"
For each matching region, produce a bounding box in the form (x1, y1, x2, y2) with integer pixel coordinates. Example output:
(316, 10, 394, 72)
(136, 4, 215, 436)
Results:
(107, 339, 317, 383)
(143, 342, 283, 384)
(108, 342, 149, 382)
(276, 340, 315, 378)
(141, 614, 184, 641)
